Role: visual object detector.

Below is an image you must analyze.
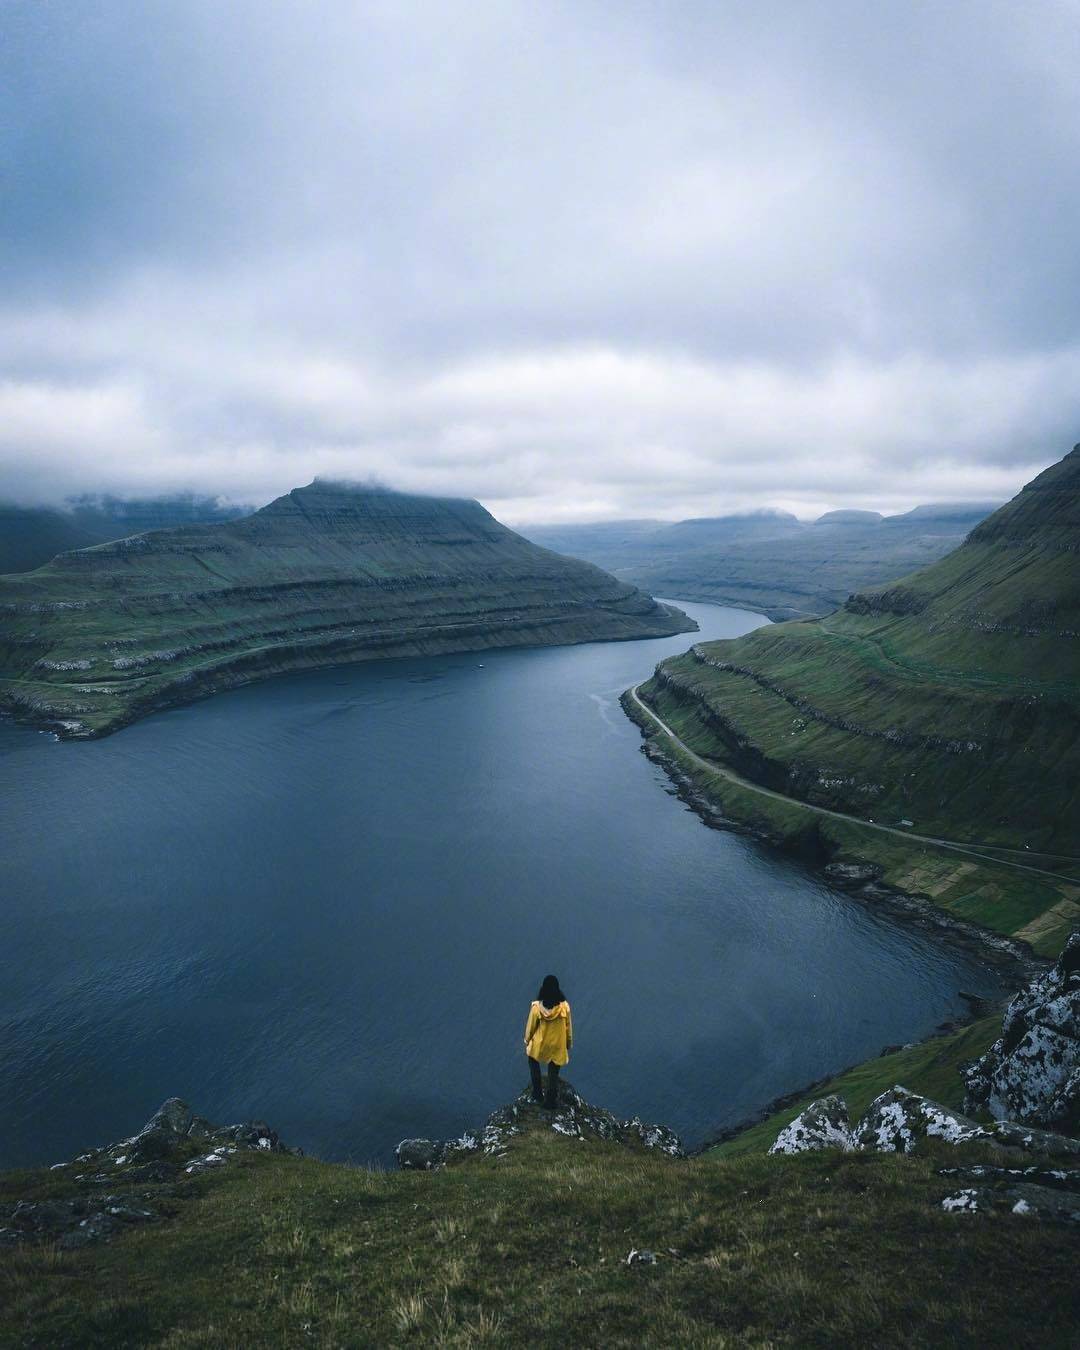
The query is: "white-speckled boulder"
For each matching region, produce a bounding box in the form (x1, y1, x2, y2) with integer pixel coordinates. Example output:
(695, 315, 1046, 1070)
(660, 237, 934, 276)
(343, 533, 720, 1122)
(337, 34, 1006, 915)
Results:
(964, 931, 1080, 1133)
(769, 1095, 855, 1155)
(854, 1087, 985, 1153)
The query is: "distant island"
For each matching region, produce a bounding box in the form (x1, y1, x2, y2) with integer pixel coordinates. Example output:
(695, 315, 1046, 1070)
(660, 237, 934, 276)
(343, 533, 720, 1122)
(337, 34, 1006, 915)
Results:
(0, 480, 694, 738)
(525, 500, 1001, 620)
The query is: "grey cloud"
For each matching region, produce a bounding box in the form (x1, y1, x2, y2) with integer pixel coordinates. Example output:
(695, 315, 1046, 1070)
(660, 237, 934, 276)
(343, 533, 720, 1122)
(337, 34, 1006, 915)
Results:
(1, 1, 1078, 521)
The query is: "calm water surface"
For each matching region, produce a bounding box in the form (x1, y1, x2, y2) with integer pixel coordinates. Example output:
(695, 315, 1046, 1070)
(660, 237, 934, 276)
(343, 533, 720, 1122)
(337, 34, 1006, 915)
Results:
(0, 601, 1007, 1167)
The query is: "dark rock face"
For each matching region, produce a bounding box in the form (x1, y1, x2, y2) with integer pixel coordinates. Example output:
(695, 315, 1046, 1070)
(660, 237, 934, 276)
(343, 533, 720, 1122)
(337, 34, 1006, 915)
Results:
(395, 1081, 683, 1170)
(964, 932, 1080, 1133)
(0, 1098, 297, 1249)
(823, 862, 882, 888)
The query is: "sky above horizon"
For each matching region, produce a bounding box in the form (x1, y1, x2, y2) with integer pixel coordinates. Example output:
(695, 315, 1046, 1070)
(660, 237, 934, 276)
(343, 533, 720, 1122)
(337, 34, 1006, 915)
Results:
(3, 1, 1079, 524)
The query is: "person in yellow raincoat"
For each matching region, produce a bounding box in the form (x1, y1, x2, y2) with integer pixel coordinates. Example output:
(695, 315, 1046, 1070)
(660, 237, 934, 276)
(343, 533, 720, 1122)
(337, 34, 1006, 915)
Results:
(524, 974, 572, 1108)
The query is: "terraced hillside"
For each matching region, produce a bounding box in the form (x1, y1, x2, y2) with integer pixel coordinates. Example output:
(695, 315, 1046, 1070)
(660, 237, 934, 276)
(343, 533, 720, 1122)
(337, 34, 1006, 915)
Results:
(0, 480, 693, 737)
(636, 445, 1080, 857)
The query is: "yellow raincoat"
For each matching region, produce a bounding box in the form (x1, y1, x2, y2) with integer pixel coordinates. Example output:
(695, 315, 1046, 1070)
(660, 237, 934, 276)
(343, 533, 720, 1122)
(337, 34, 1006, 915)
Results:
(524, 1000, 572, 1066)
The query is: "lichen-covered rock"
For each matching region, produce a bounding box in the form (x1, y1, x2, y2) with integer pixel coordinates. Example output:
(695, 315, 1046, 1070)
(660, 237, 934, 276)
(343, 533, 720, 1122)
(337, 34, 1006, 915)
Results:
(964, 931, 1080, 1132)
(941, 1178, 1080, 1225)
(941, 1188, 988, 1214)
(625, 1117, 684, 1156)
(92, 1098, 295, 1170)
(396, 1081, 683, 1170)
(938, 1163, 1080, 1192)
(854, 1087, 984, 1153)
(395, 1139, 445, 1170)
(769, 1095, 855, 1155)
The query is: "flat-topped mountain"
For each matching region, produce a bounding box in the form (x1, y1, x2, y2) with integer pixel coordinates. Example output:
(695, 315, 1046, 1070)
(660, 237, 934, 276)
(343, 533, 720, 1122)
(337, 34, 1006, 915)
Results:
(636, 445, 1080, 854)
(0, 480, 693, 737)
(526, 500, 1000, 620)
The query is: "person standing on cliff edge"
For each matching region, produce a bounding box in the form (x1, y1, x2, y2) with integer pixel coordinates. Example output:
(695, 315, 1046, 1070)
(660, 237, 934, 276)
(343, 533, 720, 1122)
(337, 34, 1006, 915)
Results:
(524, 975, 572, 1109)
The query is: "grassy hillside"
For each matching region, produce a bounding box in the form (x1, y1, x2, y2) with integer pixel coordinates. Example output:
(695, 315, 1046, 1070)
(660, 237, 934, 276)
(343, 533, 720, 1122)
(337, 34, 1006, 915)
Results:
(635, 446, 1080, 862)
(3, 1114, 1078, 1347)
(0, 496, 252, 575)
(623, 685, 1079, 957)
(526, 502, 998, 620)
(0, 505, 102, 575)
(0, 481, 693, 738)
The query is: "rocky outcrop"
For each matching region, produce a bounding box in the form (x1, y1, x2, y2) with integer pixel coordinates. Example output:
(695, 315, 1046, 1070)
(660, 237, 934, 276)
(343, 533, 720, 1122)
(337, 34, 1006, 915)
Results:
(963, 931, 1080, 1133)
(853, 1088, 984, 1152)
(0, 1098, 297, 1249)
(938, 1164, 1080, 1223)
(844, 586, 929, 618)
(769, 1085, 1080, 1164)
(396, 1081, 683, 1169)
(769, 1095, 855, 1154)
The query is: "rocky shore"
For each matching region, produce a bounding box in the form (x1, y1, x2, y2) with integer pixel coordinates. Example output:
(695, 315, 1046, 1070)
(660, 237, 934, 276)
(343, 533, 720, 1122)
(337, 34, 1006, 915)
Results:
(621, 687, 1042, 987)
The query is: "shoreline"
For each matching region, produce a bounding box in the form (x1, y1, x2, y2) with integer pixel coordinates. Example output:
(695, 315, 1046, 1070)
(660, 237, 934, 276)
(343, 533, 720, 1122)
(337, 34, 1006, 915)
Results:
(622, 691, 1041, 982)
(619, 683, 1049, 1153)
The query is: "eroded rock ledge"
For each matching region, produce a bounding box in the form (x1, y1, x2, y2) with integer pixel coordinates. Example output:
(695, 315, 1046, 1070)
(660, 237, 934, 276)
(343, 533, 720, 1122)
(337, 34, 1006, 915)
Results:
(396, 1080, 683, 1170)
(0, 1098, 298, 1249)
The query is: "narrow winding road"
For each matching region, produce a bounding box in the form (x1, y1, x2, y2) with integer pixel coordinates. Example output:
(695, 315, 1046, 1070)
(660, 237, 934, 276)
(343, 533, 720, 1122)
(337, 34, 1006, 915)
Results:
(628, 684, 1080, 887)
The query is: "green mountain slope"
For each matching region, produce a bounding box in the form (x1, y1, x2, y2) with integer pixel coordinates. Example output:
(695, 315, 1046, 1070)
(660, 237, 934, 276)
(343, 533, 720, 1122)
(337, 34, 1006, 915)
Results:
(0, 504, 102, 574)
(0, 495, 253, 574)
(636, 446, 1080, 855)
(526, 502, 999, 620)
(0, 480, 693, 737)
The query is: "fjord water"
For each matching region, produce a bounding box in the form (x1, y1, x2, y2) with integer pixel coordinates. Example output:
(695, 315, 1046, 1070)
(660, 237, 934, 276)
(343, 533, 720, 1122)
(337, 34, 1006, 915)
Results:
(0, 601, 1006, 1167)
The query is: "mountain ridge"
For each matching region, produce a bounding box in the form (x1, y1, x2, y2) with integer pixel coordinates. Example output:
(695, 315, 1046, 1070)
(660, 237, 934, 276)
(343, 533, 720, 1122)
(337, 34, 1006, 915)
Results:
(0, 481, 693, 737)
(525, 499, 1002, 619)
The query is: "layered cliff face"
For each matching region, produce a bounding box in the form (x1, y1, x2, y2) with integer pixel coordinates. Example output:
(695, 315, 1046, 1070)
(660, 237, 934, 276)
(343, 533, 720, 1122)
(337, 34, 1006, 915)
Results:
(637, 446, 1080, 853)
(0, 481, 694, 736)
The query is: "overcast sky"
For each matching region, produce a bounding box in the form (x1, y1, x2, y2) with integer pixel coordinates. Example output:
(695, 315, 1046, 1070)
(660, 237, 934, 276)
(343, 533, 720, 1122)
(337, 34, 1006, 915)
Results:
(3, 1, 1079, 523)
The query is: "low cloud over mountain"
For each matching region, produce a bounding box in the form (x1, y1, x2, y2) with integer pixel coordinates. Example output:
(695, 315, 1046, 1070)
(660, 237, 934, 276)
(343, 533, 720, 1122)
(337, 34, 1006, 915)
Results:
(3, 1, 1079, 520)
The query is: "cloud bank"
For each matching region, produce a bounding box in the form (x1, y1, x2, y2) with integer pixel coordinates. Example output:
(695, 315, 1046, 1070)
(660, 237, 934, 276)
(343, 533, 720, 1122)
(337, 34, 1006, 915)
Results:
(2, 1, 1079, 521)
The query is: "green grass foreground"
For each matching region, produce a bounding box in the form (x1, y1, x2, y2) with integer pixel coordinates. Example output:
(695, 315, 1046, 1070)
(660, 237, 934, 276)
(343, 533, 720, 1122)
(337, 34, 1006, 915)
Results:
(3, 1123, 1079, 1348)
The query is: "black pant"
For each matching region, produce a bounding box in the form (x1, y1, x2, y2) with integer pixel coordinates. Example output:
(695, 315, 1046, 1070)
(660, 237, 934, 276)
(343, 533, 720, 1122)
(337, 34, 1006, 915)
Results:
(528, 1056, 560, 1106)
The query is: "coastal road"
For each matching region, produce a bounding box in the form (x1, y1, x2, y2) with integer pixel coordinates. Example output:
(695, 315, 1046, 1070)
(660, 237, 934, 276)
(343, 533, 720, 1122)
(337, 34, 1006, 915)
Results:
(628, 684, 1080, 887)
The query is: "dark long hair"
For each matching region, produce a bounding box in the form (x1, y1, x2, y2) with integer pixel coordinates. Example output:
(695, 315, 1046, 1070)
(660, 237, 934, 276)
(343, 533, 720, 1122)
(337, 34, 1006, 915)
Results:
(537, 974, 565, 1009)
